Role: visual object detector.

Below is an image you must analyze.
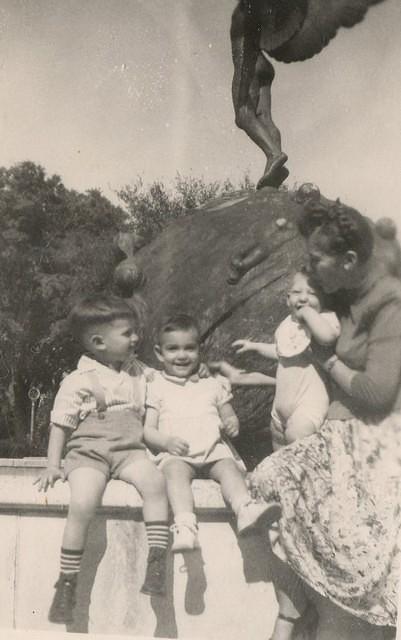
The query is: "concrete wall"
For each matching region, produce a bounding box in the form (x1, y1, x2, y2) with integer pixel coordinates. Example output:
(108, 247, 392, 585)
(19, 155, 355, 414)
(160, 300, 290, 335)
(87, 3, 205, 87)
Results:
(0, 460, 395, 640)
(0, 459, 277, 638)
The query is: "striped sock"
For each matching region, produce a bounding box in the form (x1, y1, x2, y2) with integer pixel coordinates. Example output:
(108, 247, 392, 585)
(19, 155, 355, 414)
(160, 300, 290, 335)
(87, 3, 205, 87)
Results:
(60, 547, 83, 576)
(145, 521, 169, 550)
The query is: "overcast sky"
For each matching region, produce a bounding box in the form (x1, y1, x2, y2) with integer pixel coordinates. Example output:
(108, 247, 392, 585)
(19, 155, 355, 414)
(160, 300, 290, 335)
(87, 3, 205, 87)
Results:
(1, 0, 400, 227)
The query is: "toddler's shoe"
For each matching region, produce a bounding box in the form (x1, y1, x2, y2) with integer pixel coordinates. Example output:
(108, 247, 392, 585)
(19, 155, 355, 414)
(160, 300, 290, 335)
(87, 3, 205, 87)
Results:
(141, 546, 167, 596)
(237, 499, 281, 536)
(48, 573, 77, 624)
(170, 522, 200, 552)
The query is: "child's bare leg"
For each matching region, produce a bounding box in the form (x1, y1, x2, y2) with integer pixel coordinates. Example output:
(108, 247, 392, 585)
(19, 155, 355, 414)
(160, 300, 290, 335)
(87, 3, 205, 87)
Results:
(209, 458, 249, 513)
(162, 459, 198, 552)
(118, 458, 169, 595)
(285, 412, 318, 445)
(49, 467, 107, 624)
(63, 467, 108, 549)
(162, 458, 196, 517)
(210, 458, 281, 535)
(119, 458, 168, 521)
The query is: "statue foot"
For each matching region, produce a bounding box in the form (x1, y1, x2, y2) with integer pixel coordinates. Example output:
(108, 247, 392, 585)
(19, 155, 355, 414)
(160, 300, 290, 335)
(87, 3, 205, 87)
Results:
(257, 153, 289, 190)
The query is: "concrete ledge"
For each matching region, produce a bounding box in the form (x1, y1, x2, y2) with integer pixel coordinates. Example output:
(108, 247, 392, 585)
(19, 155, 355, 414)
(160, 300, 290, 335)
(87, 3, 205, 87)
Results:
(0, 458, 226, 512)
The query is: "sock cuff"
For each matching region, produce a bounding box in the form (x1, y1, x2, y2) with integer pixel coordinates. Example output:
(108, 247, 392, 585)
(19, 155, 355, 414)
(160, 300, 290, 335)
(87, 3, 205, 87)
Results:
(61, 547, 84, 555)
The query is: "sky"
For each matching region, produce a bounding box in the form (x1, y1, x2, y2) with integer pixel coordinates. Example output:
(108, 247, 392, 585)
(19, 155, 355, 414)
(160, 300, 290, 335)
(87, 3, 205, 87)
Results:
(0, 0, 400, 227)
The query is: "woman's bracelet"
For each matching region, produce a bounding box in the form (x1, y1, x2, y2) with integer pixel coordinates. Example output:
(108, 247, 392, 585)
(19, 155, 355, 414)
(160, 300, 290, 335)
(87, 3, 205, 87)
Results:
(325, 354, 339, 373)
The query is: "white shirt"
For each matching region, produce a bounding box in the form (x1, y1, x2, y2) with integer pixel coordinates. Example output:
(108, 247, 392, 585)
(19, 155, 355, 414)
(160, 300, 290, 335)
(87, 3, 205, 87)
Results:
(146, 372, 233, 457)
(50, 355, 148, 430)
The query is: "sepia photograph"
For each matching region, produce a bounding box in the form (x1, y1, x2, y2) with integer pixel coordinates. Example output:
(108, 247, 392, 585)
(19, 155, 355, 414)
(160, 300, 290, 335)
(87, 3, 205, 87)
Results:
(0, 1, 401, 640)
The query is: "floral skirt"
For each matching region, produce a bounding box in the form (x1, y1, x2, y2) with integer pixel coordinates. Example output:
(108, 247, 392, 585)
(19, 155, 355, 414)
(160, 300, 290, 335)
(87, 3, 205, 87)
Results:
(250, 414, 401, 626)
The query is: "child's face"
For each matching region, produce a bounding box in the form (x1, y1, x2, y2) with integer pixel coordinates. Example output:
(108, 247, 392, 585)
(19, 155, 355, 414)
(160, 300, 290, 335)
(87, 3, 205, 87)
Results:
(91, 317, 139, 368)
(155, 328, 200, 378)
(287, 273, 322, 315)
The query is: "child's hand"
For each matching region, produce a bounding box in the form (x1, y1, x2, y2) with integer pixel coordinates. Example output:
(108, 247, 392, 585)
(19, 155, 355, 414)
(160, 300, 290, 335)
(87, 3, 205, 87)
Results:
(232, 339, 254, 354)
(221, 420, 239, 438)
(34, 466, 65, 492)
(293, 306, 308, 321)
(209, 361, 246, 383)
(166, 437, 190, 456)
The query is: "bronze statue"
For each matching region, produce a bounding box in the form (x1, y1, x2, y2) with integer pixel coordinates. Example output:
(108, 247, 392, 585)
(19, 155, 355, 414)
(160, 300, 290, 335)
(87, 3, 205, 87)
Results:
(231, 0, 387, 189)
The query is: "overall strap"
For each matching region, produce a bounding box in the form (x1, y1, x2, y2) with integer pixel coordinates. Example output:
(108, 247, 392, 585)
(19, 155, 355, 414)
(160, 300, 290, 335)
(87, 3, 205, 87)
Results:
(86, 372, 107, 413)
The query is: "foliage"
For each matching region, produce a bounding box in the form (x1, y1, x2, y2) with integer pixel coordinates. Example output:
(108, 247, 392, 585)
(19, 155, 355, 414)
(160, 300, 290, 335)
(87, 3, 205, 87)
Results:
(0, 162, 254, 456)
(117, 172, 254, 244)
(0, 162, 128, 455)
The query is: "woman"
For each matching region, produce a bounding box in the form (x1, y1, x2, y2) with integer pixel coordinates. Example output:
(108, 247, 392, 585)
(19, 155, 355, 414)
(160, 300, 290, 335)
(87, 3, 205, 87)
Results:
(251, 199, 401, 640)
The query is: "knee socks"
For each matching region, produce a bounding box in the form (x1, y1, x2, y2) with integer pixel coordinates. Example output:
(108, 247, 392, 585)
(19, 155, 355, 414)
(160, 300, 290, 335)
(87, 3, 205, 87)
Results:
(145, 521, 169, 550)
(60, 547, 83, 576)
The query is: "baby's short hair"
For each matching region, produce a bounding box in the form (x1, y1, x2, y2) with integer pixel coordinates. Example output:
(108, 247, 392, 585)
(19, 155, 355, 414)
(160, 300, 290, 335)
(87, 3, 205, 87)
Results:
(157, 313, 200, 345)
(68, 294, 138, 342)
(290, 266, 327, 305)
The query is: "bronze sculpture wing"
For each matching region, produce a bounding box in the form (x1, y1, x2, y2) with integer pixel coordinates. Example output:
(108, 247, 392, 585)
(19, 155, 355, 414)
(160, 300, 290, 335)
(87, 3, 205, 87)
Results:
(269, 0, 387, 63)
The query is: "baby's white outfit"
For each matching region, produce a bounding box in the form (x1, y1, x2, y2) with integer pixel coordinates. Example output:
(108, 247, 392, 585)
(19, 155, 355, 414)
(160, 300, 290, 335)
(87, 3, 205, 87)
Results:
(271, 312, 341, 447)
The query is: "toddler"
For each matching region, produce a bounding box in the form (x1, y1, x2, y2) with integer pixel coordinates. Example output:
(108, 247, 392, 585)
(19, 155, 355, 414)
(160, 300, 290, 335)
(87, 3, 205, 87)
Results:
(221, 269, 340, 450)
(35, 295, 169, 625)
(144, 313, 271, 551)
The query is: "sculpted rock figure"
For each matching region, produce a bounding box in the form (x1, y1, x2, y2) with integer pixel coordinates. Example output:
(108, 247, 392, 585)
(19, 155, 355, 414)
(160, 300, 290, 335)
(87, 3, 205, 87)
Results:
(231, 0, 387, 189)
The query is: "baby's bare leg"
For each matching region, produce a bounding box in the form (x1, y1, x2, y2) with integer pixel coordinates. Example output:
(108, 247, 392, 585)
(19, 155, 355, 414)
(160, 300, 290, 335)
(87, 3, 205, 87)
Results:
(119, 458, 168, 521)
(285, 412, 319, 445)
(63, 467, 108, 549)
(162, 459, 196, 518)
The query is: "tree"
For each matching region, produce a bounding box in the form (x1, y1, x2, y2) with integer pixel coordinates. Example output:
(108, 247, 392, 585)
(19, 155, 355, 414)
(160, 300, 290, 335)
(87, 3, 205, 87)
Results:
(0, 162, 127, 455)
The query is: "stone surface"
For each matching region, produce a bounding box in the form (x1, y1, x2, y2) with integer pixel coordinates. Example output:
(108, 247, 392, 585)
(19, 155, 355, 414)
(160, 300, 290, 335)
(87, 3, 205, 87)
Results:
(129, 187, 401, 468)
(133, 187, 307, 468)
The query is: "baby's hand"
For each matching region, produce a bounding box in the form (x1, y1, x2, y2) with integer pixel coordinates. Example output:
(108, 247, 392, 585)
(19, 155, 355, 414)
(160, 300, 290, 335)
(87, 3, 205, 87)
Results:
(209, 361, 246, 383)
(232, 339, 254, 354)
(166, 437, 190, 456)
(34, 466, 65, 492)
(221, 420, 239, 439)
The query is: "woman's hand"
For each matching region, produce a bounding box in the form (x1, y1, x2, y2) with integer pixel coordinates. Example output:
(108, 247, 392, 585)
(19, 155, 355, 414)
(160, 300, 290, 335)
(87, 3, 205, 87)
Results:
(166, 436, 190, 456)
(34, 466, 65, 492)
(232, 339, 254, 354)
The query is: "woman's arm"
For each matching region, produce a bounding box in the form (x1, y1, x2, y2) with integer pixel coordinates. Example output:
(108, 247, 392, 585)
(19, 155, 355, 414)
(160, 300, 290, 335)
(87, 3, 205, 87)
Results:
(232, 339, 278, 360)
(144, 407, 189, 456)
(320, 302, 401, 411)
(296, 307, 339, 346)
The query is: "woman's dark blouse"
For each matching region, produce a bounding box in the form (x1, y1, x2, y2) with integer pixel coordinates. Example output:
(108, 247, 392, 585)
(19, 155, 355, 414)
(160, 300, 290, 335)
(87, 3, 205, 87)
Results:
(329, 269, 401, 422)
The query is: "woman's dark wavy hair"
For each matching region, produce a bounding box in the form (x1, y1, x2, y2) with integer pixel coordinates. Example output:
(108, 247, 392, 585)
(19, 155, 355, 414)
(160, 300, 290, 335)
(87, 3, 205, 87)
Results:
(297, 198, 374, 263)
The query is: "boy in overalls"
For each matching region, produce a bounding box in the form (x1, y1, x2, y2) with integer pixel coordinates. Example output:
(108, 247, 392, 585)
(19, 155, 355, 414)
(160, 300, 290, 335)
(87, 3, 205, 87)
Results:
(36, 295, 169, 624)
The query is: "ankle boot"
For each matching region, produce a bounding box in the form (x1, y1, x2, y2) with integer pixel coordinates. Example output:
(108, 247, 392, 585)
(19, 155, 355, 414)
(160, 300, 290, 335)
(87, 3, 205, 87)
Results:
(48, 573, 77, 624)
(140, 547, 167, 596)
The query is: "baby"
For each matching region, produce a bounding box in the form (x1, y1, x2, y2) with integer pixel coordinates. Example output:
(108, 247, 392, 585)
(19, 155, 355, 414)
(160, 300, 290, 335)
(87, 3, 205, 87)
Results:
(221, 269, 340, 450)
(144, 313, 271, 551)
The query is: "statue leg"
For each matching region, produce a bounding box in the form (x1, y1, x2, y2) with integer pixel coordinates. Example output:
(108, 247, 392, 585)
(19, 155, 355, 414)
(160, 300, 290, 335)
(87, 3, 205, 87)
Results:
(253, 52, 289, 190)
(231, 7, 288, 189)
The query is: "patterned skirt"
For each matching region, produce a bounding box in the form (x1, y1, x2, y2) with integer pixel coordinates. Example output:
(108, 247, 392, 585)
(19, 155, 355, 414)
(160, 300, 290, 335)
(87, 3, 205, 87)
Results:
(250, 414, 401, 626)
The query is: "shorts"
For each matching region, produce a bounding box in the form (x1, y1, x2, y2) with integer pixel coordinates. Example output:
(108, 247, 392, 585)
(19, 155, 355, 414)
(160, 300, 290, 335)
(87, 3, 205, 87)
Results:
(64, 408, 146, 479)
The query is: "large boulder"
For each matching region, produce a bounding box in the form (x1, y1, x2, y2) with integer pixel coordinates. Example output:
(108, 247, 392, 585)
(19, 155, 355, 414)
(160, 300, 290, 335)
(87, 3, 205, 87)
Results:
(123, 187, 401, 469)
(127, 188, 307, 468)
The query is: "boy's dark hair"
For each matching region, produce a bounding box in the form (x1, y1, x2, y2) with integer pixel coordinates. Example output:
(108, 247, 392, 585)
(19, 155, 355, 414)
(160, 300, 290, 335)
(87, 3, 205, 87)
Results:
(68, 294, 138, 341)
(157, 313, 200, 344)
